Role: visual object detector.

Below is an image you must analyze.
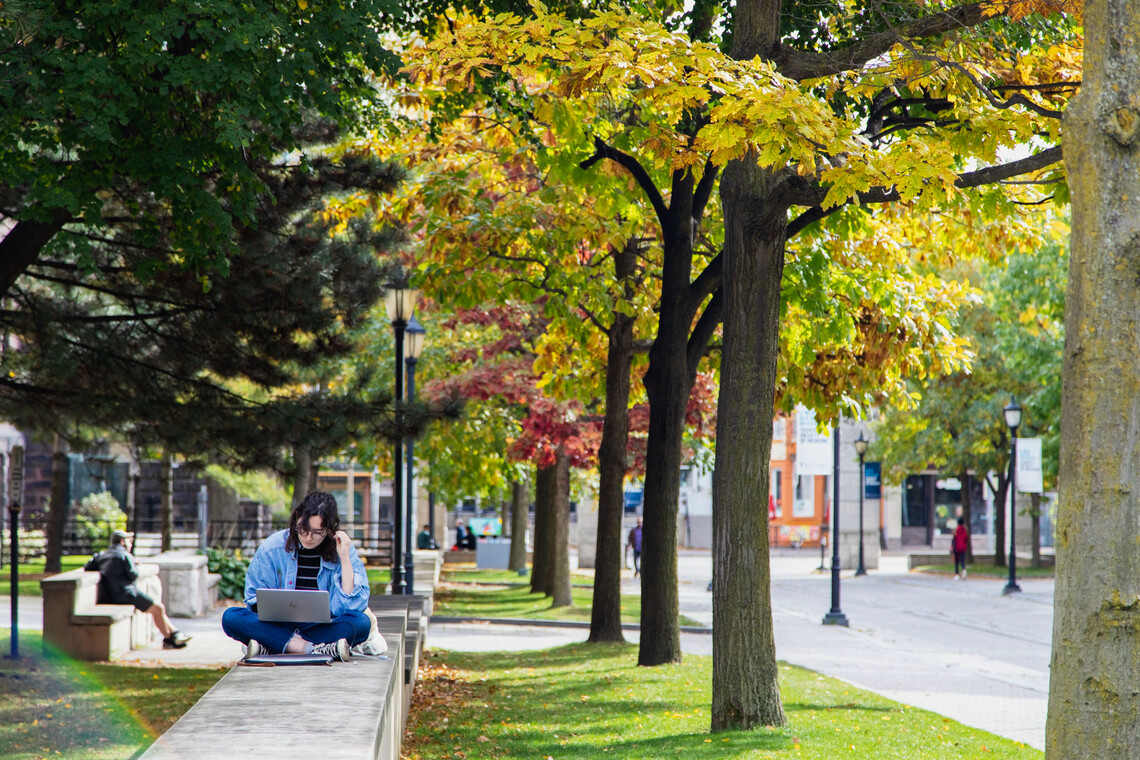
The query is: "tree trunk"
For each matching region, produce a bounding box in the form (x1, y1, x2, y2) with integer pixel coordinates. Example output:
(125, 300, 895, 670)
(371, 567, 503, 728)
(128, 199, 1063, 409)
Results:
(509, 480, 528, 571)
(292, 445, 314, 509)
(44, 436, 70, 574)
(531, 463, 555, 595)
(712, 154, 789, 729)
(590, 240, 637, 643)
(988, 471, 1008, 567)
(160, 456, 174, 552)
(1047, 7, 1140, 752)
(707, 0, 788, 730)
(960, 470, 974, 562)
(1030, 492, 1042, 569)
(549, 448, 573, 607)
(639, 170, 701, 667)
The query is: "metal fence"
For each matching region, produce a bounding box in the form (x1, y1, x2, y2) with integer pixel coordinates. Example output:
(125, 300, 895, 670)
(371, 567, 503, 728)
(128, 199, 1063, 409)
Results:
(0, 517, 397, 567)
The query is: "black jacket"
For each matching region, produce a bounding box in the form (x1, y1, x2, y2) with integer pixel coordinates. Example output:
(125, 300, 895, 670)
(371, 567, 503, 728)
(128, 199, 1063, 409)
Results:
(85, 545, 140, 604)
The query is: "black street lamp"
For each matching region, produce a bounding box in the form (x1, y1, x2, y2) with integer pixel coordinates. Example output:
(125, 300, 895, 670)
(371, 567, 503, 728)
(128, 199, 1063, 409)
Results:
(385, 285, 419, 594)
(823, 422, 849, 626)
(1003, 397, 1022, 596)
(403, 315, 426, 596)
(853, 431, 869, 577)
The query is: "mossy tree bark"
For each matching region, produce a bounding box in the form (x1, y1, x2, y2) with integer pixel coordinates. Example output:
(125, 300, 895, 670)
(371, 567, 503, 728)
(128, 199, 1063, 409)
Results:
(1047, 3, 1140, 754)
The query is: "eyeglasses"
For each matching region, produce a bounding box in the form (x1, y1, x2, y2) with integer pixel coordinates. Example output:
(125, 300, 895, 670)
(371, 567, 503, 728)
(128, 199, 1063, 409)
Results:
(297, 524, 329, 539)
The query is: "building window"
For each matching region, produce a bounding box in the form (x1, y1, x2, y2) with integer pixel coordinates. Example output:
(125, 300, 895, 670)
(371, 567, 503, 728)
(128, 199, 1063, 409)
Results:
(904, 475, 928, 527)
(793, 474, 815, 518)
(771, 468, 782, 517)
(772, 418, 786, 441)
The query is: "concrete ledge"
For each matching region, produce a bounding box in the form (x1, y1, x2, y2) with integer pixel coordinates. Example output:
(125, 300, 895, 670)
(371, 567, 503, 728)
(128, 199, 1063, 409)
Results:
(41, 567, 162, 661)
(142, 602, 415, 760)
(908, 551, 1055, 570)
(147, 551, 215, 618)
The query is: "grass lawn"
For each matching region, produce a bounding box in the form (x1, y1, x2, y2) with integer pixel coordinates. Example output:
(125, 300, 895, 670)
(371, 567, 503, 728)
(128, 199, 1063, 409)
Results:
(0, 629, 226, 760)
(405, 643, 1042, 760)
(432, 577, 703, 627)
(0, 557, 91, 597)
(914, 564, 1055, 579)
(442, 567, 594, 586)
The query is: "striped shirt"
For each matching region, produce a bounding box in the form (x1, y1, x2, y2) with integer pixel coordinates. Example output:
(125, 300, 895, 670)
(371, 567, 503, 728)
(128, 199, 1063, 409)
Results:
(296, 547, 322, 590)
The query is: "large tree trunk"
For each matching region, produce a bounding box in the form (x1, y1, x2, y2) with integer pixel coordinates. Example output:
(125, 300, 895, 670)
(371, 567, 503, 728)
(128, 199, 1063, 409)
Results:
(708, 0, 788, 730)
(509, 480, 528, 571)
(712, 155, 789, 729)
(549, 448, 573, 607)
(1047, 13, 1140, 751)
(590, 240, 637, 643)
(530, 462, 555, 595)
(160, 456, 174, 552)
(44, 436, 70, 574)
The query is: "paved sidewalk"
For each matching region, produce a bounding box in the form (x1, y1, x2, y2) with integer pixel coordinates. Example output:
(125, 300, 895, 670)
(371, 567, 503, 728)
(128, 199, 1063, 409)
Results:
(2, 552, 1051, 750)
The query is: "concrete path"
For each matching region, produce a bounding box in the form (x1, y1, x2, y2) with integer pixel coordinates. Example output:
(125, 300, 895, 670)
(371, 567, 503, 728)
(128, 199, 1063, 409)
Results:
(2, 551, 1052, 750)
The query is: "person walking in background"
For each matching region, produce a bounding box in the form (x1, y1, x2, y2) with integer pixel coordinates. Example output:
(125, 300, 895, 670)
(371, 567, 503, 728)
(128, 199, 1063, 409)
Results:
(86, 530, 191, 649)
(627, 518, 643, 577)
(952, 517, 970, 580)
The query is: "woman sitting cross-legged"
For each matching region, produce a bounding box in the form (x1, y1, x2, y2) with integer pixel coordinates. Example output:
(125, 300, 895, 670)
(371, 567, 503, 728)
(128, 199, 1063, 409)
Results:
(222, 491, 371, 661)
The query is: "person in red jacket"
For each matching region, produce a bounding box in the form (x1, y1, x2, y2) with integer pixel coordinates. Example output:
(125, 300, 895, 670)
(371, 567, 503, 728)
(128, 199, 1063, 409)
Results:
(952, 517, 970, 580)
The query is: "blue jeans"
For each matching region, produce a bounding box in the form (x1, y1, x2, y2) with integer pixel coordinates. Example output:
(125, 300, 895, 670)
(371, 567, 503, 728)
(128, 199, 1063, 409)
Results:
(222, 607, 371, 654)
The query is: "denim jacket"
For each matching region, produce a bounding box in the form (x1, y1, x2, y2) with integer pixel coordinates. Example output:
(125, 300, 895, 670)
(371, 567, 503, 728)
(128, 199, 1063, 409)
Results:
(243, 529, 370, 616)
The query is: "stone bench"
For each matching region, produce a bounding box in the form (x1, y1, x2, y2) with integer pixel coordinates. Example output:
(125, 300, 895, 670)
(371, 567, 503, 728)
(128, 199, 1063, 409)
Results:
(41, 566, 163, 661)
(145, 551, 221, 617)
(141, 599, 419, 760)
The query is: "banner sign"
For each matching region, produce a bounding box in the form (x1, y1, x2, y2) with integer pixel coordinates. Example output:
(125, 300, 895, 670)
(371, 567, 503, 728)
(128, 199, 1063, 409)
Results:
(1016, 437, 1044, 494)
(794, 406, 833, 475)
(863, 462, 882, 500)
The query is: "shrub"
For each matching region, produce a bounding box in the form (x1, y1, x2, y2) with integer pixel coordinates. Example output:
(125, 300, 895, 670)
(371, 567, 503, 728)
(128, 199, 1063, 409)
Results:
(73, 491, 126, 545)
(206, 547, 250, 600)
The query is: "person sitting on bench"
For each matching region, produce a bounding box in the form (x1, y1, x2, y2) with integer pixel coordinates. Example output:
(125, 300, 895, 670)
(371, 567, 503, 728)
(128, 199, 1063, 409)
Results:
(85, 530, 191, 649)
(221, 490, 371, 662)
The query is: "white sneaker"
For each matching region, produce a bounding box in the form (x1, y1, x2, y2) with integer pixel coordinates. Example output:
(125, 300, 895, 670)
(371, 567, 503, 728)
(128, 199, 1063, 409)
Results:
(243, 640, 262, 659)
(961, 569, 967, 579)
(310, 638, 350, 662)
(953, 574, 960, 580)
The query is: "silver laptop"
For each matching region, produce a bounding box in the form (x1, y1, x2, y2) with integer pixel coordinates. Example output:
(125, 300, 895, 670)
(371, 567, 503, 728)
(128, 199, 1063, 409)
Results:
(255, 589, 331, 624)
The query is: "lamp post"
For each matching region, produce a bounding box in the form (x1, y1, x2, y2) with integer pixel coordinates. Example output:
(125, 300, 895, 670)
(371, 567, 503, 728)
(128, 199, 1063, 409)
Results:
(853, 431, 869, 577)
(385, 285, 419, 594)
(823, 422, 849, 626)
(403, 315, 426, 596)
(1003, 397, 1022, 595)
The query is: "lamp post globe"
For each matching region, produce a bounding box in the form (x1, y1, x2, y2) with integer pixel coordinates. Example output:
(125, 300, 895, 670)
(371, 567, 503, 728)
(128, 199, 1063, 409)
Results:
(385, 285, 419, 594)
(853, 431, 869, 577)
(403, 315, 426, 596)
(1002, 397, 1022, 596)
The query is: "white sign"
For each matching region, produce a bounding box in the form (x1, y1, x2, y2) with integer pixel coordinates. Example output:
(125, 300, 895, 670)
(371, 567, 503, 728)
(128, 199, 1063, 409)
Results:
(794, 406, 833, 476)
(8, 445, 23, 505)
(1016, 437, 1043, 494)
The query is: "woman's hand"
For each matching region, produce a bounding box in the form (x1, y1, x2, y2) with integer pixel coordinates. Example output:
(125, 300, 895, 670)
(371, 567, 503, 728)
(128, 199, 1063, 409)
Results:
(334, 530, 353, 563)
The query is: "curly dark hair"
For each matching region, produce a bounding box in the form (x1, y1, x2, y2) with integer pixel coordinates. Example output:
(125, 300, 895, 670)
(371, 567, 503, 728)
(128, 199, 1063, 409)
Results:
(285, 490, 341, 562)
